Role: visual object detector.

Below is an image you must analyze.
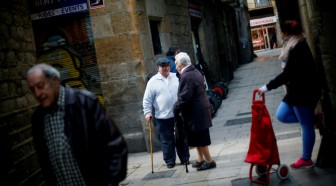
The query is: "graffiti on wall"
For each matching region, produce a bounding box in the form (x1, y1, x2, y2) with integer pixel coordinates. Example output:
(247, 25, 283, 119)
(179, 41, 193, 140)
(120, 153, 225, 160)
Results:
(29, 1, 104, 104)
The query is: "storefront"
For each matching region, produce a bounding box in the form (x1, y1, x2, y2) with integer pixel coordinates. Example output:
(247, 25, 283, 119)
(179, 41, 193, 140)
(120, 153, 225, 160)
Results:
(29, 0, 105, 104)
(250, 16, 278, 51)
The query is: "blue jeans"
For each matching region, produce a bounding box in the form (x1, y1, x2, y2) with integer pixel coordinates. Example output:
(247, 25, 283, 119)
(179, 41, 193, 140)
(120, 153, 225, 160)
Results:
(276, 102, 315, 160)
(156, 118, 190, 165)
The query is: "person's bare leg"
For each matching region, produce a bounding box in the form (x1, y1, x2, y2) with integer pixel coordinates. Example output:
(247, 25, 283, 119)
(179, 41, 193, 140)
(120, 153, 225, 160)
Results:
(195, 146, 216, 171)
(198, 146, 213, 163)
(196, 147, 204, 162)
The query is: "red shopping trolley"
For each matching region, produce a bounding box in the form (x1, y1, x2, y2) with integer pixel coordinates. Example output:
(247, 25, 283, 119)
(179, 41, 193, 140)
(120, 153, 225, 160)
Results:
(245, 89, 289, 185)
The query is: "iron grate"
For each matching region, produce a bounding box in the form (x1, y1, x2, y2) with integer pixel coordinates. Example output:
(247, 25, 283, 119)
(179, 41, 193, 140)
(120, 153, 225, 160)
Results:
(225, 117, 252, 126)
(142, 169, 176, 180)
(276, 132, 301, 141)
(236, 112, 252, 116)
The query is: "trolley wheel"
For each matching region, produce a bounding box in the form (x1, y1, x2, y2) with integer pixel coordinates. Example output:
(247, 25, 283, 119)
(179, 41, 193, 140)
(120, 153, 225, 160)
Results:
(277, 164, 289, 180)
(255, 165, 267, 176)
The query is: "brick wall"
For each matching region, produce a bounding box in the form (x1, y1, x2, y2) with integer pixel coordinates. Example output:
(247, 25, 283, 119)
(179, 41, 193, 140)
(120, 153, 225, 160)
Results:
(0, 1, 44, 186)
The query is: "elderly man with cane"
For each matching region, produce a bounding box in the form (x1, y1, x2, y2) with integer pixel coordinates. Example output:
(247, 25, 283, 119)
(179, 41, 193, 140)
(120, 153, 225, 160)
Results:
(143, 57, 190, 169)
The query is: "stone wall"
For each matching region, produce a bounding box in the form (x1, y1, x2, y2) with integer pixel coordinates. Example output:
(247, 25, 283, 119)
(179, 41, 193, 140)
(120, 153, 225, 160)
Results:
(292, 0, 336, 167)
(196, 1, 237, 84)
(89, 0, 148, 152)
(299, 0, 336, 130)
(0, 1, 43, 185)
(89, 0, 195, 152)
(164, 0, 194, 58)
(197, 2, 222, 83)
(198, 2, 241, 83)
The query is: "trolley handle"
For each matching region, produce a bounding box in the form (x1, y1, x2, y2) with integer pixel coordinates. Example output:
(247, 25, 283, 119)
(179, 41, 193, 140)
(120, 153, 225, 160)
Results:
(252, 89, 265, 104)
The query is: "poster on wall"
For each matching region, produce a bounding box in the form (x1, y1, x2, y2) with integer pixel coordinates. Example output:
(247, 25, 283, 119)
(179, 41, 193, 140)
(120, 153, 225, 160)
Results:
(29, 0, 105, 104)
(90, 0, 105, 9)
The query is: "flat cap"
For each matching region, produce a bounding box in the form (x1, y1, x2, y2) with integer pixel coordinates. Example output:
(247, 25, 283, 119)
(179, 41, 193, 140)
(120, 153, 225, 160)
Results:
(156, 58, 170, 66)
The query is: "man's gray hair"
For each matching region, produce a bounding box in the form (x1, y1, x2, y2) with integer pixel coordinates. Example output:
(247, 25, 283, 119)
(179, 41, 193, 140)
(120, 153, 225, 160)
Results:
(175, 52, 191, 66)
(27, 63, 60, 79)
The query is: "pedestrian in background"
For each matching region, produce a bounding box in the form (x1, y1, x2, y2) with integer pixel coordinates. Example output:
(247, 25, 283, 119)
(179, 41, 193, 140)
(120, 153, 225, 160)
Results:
(258, 20, 322, 169)
(166, 46, 180, 73)
(173, 52, 216, 171)
(27, 64, 128, 186)
(143, 58, 190, 169)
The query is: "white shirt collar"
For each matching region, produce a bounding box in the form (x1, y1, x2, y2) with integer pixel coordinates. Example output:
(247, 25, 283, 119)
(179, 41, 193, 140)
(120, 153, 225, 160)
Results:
(157, 72, 171, 79)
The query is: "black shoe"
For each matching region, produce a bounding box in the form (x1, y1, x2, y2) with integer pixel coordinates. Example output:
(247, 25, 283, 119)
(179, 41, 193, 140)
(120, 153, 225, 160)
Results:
(192, 160, 205, 168)
(167, 163, 175, 169)
(197, 161, 216, 171)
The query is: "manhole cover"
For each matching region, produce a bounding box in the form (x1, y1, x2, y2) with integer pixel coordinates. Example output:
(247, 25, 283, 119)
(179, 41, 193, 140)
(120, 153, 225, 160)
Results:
(142, 170, 176, 180)
(225, 117, 252, 126)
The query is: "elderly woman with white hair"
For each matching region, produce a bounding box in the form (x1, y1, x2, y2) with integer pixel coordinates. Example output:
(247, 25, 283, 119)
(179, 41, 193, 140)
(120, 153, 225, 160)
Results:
(173, 52, 216, 171)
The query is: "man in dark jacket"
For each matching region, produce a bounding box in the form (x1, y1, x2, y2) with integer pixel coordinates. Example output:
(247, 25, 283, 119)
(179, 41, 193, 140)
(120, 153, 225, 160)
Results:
(27, 63, 128, 186)
(173, 52, 216, 171)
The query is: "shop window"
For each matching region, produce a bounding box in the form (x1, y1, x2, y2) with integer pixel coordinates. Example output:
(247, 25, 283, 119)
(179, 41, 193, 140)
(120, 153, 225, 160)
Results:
(255, 0, 270, 8)
(149, 20, 162, 55)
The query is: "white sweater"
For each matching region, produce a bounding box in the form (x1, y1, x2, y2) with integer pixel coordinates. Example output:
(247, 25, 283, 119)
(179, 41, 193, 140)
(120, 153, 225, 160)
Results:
(143, 72, 179, 119)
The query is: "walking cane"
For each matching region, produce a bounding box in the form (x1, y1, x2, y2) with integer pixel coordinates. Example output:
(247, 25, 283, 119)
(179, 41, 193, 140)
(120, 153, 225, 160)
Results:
(148, 120, 154, 174)
(181, 131, 189, 173)
(176, 115, 189, 173)
(180, 116, 189, 173)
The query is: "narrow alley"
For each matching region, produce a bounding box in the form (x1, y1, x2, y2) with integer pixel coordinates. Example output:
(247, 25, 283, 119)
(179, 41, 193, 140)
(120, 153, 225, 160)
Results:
(121, 49, 336, 186)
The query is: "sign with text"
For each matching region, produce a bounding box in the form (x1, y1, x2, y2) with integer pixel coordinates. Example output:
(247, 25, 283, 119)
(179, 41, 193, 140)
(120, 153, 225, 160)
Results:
(30, 0, 88, 20)
(188, 2, 201, 19)
(250, 16, 277, 27)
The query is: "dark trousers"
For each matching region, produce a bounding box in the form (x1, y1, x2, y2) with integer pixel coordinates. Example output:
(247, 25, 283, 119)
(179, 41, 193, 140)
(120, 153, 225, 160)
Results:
(156, 118, 190, 165)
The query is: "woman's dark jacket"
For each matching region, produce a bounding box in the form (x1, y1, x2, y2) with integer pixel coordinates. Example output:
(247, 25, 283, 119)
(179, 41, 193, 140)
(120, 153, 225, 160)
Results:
(31, 86, 128, 186)
(173, 65, 212, 132)
(266, 39, 322, 108)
